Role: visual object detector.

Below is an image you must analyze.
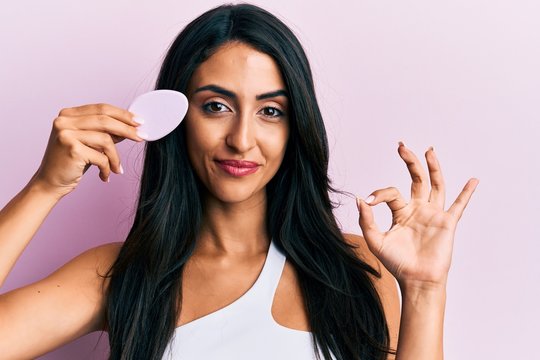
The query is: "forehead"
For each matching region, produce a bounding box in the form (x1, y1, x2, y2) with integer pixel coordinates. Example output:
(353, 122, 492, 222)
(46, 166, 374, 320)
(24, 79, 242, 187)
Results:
(188, 42, 286, 96)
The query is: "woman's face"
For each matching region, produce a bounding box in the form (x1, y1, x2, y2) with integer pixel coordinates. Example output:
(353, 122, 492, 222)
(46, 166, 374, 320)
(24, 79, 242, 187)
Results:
(184, 41, 290, 205)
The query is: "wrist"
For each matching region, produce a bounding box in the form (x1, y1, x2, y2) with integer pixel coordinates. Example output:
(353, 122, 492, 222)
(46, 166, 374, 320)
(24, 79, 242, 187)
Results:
(399, 279, 447, 302)
(26, 176, 66, 203)
(397, 282, 446, 360)
(400, 281, 447, 307)
(398, 277, 448, 294)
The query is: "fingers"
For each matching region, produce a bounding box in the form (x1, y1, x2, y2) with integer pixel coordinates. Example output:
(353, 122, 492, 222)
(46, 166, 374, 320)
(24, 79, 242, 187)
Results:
(84, 148, 113, 183)
(58, 103, 141, 127)
(65, 140, 112, 182)
(363, 187, 408, 213)
(398, 142, 430, 202)
(447, 178, 480, 221)
(426, 147, 446, 209)
(76, 130, 123, 175)
(356, 197, 384, 255)
(54, 114, 145, 143)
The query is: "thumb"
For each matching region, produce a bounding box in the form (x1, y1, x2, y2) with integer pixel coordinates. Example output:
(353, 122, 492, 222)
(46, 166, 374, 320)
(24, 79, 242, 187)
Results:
(356, 197, 384, 255)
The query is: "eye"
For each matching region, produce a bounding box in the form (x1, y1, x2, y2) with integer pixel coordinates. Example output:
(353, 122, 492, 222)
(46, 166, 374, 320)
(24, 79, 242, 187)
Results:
(259, 106, 284, 118)
(202, 101, 230, 114)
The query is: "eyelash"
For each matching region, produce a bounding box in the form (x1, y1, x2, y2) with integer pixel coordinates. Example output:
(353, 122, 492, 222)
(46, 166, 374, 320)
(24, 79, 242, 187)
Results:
(202, 101, 285, 119)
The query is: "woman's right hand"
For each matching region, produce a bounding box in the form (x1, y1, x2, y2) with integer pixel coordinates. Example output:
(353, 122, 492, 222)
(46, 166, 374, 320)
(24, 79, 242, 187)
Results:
(31, 103, 146, 199)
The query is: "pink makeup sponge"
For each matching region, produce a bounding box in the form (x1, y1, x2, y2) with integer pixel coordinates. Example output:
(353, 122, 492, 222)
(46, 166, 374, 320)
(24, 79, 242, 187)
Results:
(128, 89, 189, 141)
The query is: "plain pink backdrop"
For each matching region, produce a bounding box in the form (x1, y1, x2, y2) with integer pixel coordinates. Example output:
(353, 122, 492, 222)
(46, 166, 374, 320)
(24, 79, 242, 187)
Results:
(1, 1, 538, 359)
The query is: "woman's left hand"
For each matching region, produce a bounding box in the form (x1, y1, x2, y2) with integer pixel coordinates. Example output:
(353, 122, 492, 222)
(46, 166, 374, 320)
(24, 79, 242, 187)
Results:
(356, 142, 479, 291)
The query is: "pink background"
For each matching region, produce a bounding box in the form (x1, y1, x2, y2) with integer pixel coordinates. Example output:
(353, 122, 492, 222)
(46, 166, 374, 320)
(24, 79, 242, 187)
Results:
(1, 1, 538, 359)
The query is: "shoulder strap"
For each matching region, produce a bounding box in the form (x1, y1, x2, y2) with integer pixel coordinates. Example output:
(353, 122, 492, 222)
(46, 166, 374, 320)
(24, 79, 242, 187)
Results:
(248, 238, 287, 311)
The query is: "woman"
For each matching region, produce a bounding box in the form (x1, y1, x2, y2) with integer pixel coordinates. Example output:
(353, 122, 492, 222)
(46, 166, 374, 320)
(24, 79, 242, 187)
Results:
(0, 3, 478, 360)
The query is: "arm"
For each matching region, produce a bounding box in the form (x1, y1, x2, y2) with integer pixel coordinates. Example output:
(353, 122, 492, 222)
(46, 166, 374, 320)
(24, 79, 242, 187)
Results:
(0, 175, 62, 288)
(355, 142, 478, 360)
(344, 233, 446, 360)
(396, 283, 445, 359)
(0, 103, 141, 357)
(1, 102, 141, 288)
(0, 241, 122, 358)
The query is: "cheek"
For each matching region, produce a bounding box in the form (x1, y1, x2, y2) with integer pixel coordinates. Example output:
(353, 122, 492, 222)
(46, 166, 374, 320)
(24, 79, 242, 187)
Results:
(261, 128, 289, 164)
(185, 118, 210, 164)
(184, 118, 225, 176)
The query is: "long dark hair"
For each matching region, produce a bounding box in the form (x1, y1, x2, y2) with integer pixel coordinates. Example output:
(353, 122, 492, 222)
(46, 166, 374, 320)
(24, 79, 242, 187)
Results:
(101, 3, 396, 359)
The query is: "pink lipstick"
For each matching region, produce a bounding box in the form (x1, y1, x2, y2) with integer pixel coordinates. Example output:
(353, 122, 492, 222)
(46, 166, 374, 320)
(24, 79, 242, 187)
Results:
(216, 160, 260, 177)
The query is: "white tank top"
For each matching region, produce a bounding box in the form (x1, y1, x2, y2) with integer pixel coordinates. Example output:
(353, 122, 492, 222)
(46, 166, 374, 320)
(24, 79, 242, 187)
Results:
(161, 238, 337, 359)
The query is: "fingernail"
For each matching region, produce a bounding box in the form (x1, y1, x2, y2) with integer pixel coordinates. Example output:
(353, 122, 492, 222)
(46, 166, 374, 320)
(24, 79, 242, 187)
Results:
(119, 164, 124, 175)
(133, 116, 145, 125)
(106, 176, 110, 183)
(365, 195, 375, 204)
(356, 197, 361, 208)
(398, 141, 405, 148)
(136, 129, 149, 140)
(429, 146, 434, 152)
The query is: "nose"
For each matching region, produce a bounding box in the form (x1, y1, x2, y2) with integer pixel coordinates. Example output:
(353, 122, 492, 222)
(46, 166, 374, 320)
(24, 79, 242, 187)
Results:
(225, 111, 256, 153)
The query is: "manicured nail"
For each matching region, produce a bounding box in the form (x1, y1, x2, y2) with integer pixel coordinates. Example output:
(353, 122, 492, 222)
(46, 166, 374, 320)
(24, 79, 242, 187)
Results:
(133, 116, 145, 125)
(365, 195, 375, 204)
(136, 129, 149, 140)
(119, 164, 124, 174)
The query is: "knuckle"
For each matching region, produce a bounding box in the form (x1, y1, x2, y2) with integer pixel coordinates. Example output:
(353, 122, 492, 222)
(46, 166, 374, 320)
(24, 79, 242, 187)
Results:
(99, 131, 112, 144)
(106, 134, 118, 148)
(96, 114, 108, 123)
(53, 116, 67, 131)
(100, 151, 110, 163)
(95, 103, 108, 115)
(96, 152, 108, 168)
(104, 141, 119, 161)
(58, 107, 71, 117)
(67, 142, 82, 159)
(432, 182, 445, 189)
(56, 129, 72, 144)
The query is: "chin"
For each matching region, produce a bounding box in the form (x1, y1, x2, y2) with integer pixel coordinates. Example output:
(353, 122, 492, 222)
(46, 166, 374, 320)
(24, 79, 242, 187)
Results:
(208, 183, 266, 204)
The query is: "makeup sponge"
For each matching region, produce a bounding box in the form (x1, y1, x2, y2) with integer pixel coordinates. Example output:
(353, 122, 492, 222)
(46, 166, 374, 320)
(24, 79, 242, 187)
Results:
(128, 89, 189, 141)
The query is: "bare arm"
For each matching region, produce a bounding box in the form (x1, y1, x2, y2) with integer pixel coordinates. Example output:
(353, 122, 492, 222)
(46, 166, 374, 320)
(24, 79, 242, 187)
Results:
(0, 176, 61, 288)
(345, 233, 445, 360)
(1, 103, 142, 287)
(356, 142, 479, 360)
(0, 103, 143, 357)
(0, 169, 122, 358)
(0, 241, 122, 358)
(396, 283, 445, 359)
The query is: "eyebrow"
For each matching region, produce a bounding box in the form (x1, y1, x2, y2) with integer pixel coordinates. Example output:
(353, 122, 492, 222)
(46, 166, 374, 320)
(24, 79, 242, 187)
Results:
(193, 84, 288, 101)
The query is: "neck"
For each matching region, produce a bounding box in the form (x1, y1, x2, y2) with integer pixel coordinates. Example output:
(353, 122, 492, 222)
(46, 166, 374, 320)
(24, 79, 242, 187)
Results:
(195, 189, 270, 258)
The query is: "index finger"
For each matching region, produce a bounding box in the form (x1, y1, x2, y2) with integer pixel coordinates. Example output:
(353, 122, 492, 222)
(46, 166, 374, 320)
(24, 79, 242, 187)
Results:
(59, 103, 142, 127)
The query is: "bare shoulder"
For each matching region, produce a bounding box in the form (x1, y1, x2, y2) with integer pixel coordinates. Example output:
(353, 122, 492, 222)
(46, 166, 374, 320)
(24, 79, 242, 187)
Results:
(342, 232, 401, 358)
(0, 241, 123, 358)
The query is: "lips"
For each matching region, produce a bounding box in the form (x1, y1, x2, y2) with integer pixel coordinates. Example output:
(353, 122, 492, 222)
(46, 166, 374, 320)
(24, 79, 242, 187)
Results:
(216, 160, 260, 168)
(215, 159, 260, 176)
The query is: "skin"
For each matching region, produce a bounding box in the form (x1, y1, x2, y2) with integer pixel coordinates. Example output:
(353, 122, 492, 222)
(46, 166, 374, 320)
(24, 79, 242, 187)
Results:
(0, 39, 477, 359)
(174, 43, 400, 349)
(357, 143, 479, 359)
(183, 41, 290, 257)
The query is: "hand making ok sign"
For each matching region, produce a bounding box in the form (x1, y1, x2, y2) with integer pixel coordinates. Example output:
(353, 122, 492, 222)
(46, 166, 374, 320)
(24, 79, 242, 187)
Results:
(356, 141, 479, 291)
